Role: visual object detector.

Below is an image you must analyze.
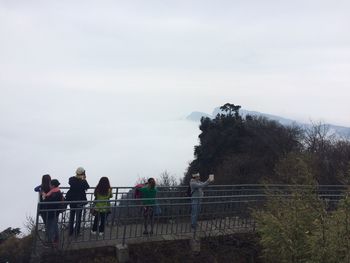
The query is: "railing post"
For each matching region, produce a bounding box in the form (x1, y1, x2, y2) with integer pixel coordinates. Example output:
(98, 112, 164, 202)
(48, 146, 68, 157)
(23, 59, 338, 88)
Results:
(122, 201, 128, 246)
(30, 200, 41, 262)
(111, 187, 119, 226)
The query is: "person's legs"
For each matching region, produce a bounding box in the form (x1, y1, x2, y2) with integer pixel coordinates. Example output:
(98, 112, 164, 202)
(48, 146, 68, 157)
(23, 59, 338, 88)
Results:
(143, 207, 149, 234)
(40, 212, 47, 225)
(191, 198, 201, 229)
(149, 207, 154, 234)
(53, 215, 59, 246)
(69, 206, 76, 235)
(99, 212, 106, 233)
(46, 217, 55, 243)
(92, 213, 99, 232)
(41, 212, 49, 240)
(75, 206, 83, 235)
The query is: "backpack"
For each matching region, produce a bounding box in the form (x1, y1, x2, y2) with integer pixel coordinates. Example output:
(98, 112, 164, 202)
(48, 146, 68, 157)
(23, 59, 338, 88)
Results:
(186, 185, 192, 197)
(134, 184, 145, 198)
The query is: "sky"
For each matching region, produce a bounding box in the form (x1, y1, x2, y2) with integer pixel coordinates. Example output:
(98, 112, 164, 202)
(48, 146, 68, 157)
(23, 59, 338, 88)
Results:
(0, 0, 350, 230)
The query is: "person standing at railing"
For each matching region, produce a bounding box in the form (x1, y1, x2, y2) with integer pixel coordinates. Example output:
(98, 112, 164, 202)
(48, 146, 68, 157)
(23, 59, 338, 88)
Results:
(42, 179, 63, 247)
(65, 167, 90, 236)
(190, 173, 214, 230)
(91, 177, 112, 236)
(139, 178, 157, 235)
(34, 174, 51, 227)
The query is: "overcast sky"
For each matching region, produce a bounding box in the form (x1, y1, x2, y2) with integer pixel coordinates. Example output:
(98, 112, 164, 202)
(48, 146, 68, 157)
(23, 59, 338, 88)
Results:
(1, 0, 349, 230)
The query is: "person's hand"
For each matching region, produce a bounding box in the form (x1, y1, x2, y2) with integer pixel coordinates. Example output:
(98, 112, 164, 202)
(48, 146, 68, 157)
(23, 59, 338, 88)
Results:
(208, 174, 214, 182)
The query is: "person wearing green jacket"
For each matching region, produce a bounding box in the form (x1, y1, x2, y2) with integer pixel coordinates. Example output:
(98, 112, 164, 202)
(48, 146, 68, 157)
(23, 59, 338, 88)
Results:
(91, 177, 112, 236)
(139, 178, 157, 235)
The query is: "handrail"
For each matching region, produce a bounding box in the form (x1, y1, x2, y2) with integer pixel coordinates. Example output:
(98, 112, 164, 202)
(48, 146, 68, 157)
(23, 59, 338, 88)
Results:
(33, 184, 350, 254)
(36, 191, 348, 206)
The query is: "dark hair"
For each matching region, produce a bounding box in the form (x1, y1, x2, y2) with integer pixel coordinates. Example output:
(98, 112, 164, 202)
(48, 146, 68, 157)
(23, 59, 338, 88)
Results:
(147, 177, 156, 189)
(51, 179, 60, 187)
(95, 177, 111, 196)
(41, 174, 51, 193)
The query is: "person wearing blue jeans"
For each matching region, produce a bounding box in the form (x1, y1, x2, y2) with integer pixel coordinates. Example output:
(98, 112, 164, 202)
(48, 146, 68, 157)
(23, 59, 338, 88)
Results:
(42, 179, 63, 247)
(46, 215, 59, 245)
(190, 173, 214, 230)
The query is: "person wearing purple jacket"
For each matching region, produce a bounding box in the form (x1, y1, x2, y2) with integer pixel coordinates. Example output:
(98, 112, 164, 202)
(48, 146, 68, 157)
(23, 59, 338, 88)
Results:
(34, 174, 52, 226)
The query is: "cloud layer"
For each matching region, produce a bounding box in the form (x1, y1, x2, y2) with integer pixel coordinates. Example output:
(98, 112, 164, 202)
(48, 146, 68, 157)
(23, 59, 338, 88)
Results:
(1, 0, 350, 230)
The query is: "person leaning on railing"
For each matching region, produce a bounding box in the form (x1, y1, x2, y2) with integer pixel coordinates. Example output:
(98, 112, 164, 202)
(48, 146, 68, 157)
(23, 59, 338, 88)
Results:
(34, 174, 51, 227)
(41, 179, 63, 247)
(65, 167, 90, 236)
(139, 178, 157, 235)
(91, 177, 112, 236)
(190, 173, 214, 230)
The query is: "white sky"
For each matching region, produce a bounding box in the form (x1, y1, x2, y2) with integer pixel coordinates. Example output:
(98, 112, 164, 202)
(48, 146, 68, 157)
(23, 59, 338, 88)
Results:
(0, 0, 350, 230)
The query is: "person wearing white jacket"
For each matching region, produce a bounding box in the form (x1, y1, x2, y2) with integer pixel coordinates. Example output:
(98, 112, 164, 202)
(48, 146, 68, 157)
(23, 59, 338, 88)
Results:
(190, 173, 214, 230)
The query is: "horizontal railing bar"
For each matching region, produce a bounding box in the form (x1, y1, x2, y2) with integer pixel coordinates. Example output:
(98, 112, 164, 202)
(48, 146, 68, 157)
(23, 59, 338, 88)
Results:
(37, 192, 347, 205)
(59, 184, 350, 189)
(33, 184, 350, 253)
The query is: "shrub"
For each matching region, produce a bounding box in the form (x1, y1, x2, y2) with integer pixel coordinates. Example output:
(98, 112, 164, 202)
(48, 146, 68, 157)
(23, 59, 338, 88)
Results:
(0, 234, 33, 263)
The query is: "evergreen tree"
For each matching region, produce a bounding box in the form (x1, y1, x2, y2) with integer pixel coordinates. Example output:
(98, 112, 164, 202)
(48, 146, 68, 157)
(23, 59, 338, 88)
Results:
(184, 103, 301, 184)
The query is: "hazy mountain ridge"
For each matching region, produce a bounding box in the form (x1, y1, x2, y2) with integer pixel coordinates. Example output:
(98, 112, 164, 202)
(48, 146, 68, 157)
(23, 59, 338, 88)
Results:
(187, 107, 350, 138)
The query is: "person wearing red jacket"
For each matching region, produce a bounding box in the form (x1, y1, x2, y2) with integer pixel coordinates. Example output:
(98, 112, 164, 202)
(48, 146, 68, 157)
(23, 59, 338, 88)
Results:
(42, 179, 63, 247)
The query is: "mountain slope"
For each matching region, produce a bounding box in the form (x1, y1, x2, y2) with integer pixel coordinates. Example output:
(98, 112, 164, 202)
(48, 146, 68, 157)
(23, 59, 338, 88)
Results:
(186, 107, 350, 138)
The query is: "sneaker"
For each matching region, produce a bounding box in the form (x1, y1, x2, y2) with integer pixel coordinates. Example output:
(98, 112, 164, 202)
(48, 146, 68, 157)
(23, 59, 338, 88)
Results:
(98, 232, 104, 237)
(91, 230, 96, 235)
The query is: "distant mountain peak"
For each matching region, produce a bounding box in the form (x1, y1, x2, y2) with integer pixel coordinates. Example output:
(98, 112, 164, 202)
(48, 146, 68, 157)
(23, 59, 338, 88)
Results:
(186, 107, 350, 138)
(186, 111, 212, 122)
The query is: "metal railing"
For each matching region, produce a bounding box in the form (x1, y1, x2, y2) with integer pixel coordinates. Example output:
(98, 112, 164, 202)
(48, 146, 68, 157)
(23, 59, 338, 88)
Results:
(57, 184, 349, 204)
(33, 184, 350, 253)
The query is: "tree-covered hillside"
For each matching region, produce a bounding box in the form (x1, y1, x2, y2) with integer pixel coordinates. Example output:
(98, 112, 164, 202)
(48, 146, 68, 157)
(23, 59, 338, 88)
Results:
(183, 103, 350, 185)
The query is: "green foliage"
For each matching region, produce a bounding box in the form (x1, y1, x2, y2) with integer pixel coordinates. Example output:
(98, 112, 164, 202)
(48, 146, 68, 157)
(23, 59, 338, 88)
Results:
(254, 188, 320, 263)
(273, 153, 315, 184)
(254, 189, 350, 263)
(325, 195, 350, 263)
(184, 103, 302, 184)
(184, 103, 350, 186)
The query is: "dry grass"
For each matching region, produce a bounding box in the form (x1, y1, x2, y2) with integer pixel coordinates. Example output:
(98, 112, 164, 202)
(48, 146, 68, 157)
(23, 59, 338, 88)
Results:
(0, 235, 33, 263)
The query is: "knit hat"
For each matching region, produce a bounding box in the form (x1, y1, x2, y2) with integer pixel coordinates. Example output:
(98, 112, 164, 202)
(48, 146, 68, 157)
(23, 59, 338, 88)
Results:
(76, 167, 85, 176)
(51, 179, 60, 187)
